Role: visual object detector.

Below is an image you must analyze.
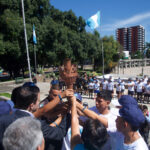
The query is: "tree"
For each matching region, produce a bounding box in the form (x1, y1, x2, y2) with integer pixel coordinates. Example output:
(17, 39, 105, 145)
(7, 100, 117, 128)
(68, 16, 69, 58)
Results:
(0, 0, 121, 77)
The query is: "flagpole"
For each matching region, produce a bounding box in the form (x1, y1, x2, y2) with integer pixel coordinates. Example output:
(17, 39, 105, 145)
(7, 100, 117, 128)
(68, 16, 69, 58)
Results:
(34, 44, 37, 74)
(21, 0, 32, 82)
(102, 41, 104, 76)
(100, 12, 104, 76)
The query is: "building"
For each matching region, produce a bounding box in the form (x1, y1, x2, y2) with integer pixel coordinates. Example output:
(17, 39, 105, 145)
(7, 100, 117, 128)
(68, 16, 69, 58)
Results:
(116, 25, 145, 53)
(116, 28, 128, 51)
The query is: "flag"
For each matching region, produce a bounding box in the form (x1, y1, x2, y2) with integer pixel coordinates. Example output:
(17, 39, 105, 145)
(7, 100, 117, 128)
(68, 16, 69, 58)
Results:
(33, 24, 37, 44)
(86, 11, 100, 29)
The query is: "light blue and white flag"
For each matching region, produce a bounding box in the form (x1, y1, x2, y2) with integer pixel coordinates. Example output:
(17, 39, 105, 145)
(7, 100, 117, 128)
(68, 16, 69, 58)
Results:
(86, 11, 100, 29)
(33, 24, 37, 44)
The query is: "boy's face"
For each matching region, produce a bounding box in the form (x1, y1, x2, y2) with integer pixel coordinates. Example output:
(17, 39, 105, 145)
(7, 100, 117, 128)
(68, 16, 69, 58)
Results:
(143, 109, 148, 117)
(48, 89, 61, 100)
(96, 97, 110, 113)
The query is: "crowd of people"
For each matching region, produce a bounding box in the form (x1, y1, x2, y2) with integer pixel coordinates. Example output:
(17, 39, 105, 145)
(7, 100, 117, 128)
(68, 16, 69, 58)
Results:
(67, 74, 150, 102)
(0, 75, 150, 150)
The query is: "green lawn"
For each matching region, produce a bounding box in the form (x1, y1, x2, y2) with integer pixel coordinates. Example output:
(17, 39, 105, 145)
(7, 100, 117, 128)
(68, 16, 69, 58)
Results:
(0, 93, 11, 98)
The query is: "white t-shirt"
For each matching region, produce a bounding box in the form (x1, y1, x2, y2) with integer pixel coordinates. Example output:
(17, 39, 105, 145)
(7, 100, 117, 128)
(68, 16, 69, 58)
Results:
(144, 78, 148, 85)
(102, 80, 108, 90)
(94, 83, 100, 90)
(88, 82, 94, 89)
(80, 106, 118, 150)
(121, 82, 125, 90)
(123, 137, 148, 150)
(145, 84, 150, 94)
(108, 108, 149, 150)
(61, 126, 83, 150)
(128, 81, 135, 91)
(116, 83, 122, 92)
(107, 82, 114, 91)
(137, 82, 144, 93)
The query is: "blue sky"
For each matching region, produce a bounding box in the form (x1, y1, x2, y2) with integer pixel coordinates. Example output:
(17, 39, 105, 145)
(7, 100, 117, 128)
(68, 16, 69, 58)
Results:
(51, 0, 150, 42)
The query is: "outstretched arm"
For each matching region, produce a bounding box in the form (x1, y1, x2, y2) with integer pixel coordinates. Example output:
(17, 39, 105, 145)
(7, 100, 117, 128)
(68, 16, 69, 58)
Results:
(76, 101, 108, 128)
(33, 89, 74, 118)
(71, 96, 82, 150)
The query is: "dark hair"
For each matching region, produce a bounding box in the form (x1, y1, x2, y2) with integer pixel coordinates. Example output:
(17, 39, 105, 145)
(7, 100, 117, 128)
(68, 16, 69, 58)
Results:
(51, 84, 60, 90)
(11, 86, 22, 105)
(130, 124, 139, 132)
(138, 104, 148, 112)
(81, 119, 108, 150)
(97, 91, 112, 102)
(15, 86, 40, 109)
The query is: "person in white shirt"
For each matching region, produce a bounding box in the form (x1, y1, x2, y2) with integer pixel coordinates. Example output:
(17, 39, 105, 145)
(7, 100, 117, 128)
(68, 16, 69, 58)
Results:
(88, 79, 94, 99)
(101, 78, 108, 92)
(144, 75, 148, 85)
(116, 81, 122, 99)
(134, 77, 139, 96)
(120, 80, 125, 95)
(136, 79, 144, 102)
(115, 102, 148, 150)
(144, 79, 150, 102)
(94, 80, 100, 99)
(128, 78, 135, 96)
(78, 91, 118, 150)
(107, 79, 114, 97)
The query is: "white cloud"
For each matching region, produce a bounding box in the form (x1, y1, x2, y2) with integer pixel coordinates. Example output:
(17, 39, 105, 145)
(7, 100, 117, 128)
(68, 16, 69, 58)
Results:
(102, 12, 150, 31)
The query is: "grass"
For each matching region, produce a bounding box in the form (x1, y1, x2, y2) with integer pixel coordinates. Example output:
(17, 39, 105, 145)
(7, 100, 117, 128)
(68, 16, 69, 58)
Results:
(0, 93, 11, 98)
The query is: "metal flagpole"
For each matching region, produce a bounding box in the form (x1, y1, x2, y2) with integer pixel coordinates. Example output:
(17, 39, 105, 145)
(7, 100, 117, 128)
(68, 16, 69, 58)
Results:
(21, 0, 32, 81)
(102, 41, 104, 76)
(100, 12, 104, 76)
(34, 44, 37, 74)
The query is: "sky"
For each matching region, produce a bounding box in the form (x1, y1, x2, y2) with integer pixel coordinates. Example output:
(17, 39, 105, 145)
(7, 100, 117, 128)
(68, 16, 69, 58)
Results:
(51, 0, 150, 42)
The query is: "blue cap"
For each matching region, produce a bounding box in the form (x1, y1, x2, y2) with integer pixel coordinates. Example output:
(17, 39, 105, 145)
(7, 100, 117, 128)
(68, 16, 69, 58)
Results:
(0, 101, 11, 116)
(119, 95, 138, 106)
(119, 105, 145, 128)
(23, 82, 36, 87)
(51, 80, 59, 85)
(74, 93, 82, 102)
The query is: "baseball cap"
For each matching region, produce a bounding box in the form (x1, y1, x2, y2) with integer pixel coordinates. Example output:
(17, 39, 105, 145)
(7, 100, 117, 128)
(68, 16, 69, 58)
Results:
(23, 82, 36, 87)
(51, 80, 59, 85)
(0, 101, 12, 116)
(118, 95, 138, 107)
(119, 105, 145, 128)
(74, 93, 82, 102)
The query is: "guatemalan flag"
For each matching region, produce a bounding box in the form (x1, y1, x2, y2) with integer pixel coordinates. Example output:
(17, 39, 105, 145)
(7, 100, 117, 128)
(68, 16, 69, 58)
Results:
(33, 24, 37, 44)
(86, 11, 100, 29)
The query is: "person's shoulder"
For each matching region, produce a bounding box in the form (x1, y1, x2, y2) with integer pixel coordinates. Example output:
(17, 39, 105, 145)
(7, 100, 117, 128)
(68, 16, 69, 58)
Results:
(74, 144, 85, 150)
(89, 106, 99, 114)
(39, 97, 49, 108)
(123, 137, 148, 150)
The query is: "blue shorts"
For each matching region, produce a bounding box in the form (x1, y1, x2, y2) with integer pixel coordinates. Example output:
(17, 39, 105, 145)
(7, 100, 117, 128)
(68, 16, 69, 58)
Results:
(94, 90, 100, 93)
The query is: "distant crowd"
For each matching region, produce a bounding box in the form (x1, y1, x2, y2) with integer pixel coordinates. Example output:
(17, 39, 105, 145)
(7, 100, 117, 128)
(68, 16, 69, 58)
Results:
(0, 74, 150, 150)
(53, 73, 150, 102)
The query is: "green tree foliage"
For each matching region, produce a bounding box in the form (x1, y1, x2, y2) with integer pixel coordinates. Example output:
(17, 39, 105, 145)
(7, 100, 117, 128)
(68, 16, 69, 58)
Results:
(0, 0, 120, 78)
(146, 42, 150, 58)
(131, 50, 143, 59)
